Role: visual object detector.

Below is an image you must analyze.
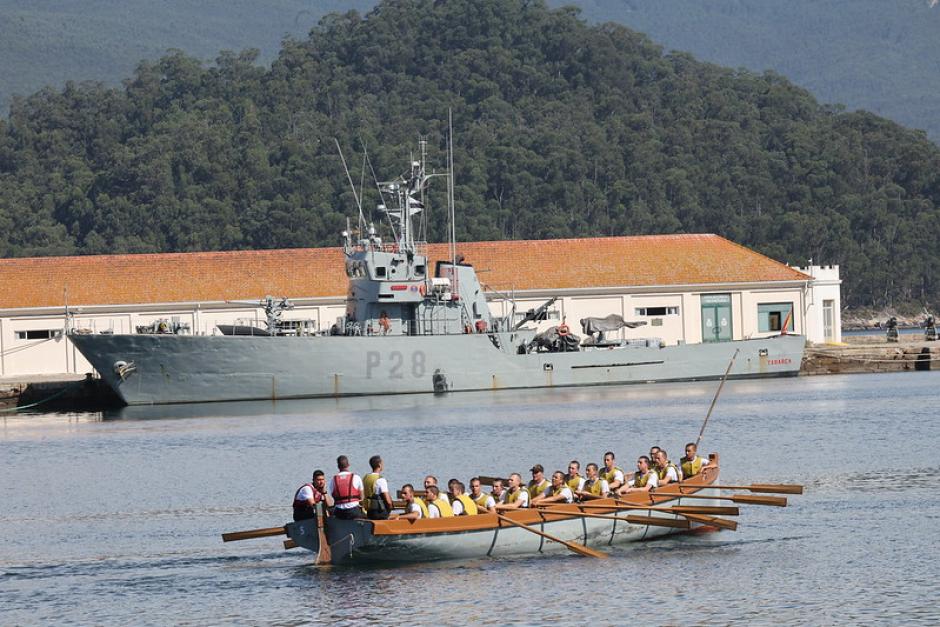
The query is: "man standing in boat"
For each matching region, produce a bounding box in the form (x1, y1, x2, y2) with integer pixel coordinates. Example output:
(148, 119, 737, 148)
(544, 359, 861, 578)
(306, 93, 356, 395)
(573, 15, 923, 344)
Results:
(468, 477, 497, 513)
(495, 473, 530, 510)
(328, 455, 366, 520)
(292, 469, 334, 521)
(601, 452, 625, 492)
(680, 443, 711, 478)
(527, 464, 550, 500)
(363, 455, 393, 520)
(619, 456, 658, 495)
(577, 463, 610, 499)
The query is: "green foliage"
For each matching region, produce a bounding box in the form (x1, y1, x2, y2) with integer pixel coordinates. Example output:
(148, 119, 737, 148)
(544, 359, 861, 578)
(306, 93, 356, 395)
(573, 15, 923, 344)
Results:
(1, 0, 940, 308)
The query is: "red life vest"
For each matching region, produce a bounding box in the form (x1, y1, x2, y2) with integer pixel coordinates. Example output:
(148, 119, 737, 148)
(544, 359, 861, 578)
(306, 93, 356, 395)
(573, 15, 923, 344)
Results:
(331, 472, 362, 506)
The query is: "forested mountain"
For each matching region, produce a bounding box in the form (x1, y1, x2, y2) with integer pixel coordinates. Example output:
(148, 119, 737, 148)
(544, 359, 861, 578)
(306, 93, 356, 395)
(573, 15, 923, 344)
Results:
(1, 0, 940, 308)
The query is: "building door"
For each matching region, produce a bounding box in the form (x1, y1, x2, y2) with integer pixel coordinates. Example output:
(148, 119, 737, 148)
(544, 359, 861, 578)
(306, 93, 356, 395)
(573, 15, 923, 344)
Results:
(701, 294, 732, 343)
(823, 299, 835, 342)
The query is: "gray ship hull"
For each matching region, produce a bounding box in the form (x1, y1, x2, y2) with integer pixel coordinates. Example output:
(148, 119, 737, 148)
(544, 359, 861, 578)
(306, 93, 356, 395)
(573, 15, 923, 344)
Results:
(69, 332, 805, 406)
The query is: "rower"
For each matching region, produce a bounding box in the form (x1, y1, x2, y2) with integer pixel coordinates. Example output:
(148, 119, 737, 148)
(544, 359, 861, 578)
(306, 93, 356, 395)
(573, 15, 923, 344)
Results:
(328, 455, 366, 520)
(449, 480, 479, 516)
(490, 478, 507, 505)
(600, 451, 626, 492)
(527, 464, 550, 500)
(531, 471, 575, 505)
(649, 446, 662, 470)
(653, 449, 680, 485)
(680, 442, 711, 478)
(469, 477, 497, 513)
(424, 475, 439, 495)
(390, 484, 424, 521)
(494, 473, 530, 510)
(292, 469, 334, 521)
(363, 455, 393, 520)
(565, 460, 585, 492)
(577, 462, 610, 499)
(426, 485, 454, 518)
(618, 456, 658, 495)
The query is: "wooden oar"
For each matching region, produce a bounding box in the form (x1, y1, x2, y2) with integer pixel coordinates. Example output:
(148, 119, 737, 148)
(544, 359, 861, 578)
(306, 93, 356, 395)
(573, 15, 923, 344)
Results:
(221, 526, 286, 542)
(314, 503, 331, 566)
(677, 512, 737, 531)
(494, 513, 607, 558)
(566, 503, 740, 516)
(538, 508, 690, 529)
(690, 484, 803, 495)
(651, 492, 788, 507)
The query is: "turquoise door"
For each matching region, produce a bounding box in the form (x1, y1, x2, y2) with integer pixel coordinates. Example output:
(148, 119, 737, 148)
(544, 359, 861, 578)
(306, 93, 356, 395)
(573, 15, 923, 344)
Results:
(701, 294, 732, 343)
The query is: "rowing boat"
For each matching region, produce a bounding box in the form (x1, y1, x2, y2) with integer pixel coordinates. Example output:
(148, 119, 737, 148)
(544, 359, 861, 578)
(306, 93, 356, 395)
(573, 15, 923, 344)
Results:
(285, 455, 722, 564)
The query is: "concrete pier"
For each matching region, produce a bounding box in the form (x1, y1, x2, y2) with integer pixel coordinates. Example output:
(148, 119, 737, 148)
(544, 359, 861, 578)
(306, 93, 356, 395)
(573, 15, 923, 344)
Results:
(0, 374, 121, 411)
(802, 335, 937, 375)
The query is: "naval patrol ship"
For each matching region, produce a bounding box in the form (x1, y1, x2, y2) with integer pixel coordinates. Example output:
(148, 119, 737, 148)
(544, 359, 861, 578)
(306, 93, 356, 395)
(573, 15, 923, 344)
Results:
(70, 145, 805, 406)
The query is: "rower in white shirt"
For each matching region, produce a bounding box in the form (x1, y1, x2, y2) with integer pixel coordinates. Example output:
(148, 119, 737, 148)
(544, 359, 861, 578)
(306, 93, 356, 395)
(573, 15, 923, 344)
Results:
(618, 456, 659, 495)
(531, 471, 575, 506)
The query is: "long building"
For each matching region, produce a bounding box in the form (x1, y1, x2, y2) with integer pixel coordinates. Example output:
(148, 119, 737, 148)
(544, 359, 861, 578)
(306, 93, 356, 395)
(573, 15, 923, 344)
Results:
(0, 234, 841, 377)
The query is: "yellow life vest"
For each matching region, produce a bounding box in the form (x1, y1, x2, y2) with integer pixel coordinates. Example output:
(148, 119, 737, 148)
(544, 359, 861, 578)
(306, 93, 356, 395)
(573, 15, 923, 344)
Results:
(551, 484, 571, 500)
(363, 472, 380, 499)
(566, 474, 582, 491)
(472, 492, 491, 509)
(505, 488, 526, 505)
(634, 471, 653, 488)
(528, 479, 549, 500)
(681, 456, 704, 478)
(432, 497, 454, 517)
(413, 496, 430, 518)
(455, 494, 479, 515)
(600, 466, 623, 484)
(582, 478, 605, 496)
(656, 462, 678, 481)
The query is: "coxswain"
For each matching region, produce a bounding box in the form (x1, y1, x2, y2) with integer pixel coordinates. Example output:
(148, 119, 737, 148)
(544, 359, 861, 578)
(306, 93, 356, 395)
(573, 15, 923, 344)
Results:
(426, 485, 454, 518)
(362, 455, 393, 520)
(494, 473, 530, 510)
(448, 480, 479, 516)
(390, 484, 424, 521)
(618, 456, 658, 495)
(469, 477, 497, 513)
(531, 471, 575, 506)
(527, 464, 550, 500)
(680, 442, 711, 478)
(565, 460, 585, 492)
(292, 469, 334, 521)
(600, 451, 626, 492)
(378, 310, 391, 335)
(328, 455, 366, 520)
(577, 463, 610, 499)
(490, 478, 507, 504)
(653, 449, 680, 486)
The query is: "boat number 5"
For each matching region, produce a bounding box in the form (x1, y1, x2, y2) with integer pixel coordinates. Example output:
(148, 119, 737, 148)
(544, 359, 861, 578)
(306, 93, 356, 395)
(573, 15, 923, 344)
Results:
(366, 351, 426, 379)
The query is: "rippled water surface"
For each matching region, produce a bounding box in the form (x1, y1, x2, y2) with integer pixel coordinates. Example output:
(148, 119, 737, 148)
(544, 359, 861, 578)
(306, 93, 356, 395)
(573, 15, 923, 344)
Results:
(2, 372, 939, 625)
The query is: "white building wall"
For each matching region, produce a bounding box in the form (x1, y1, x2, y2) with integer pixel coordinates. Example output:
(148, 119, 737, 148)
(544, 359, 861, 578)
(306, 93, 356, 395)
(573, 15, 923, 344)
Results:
(795, 265, 842, 343)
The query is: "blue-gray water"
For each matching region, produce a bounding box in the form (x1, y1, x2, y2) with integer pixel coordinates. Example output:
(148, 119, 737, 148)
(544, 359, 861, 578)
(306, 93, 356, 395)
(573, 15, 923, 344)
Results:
(1, 372, 938, 625)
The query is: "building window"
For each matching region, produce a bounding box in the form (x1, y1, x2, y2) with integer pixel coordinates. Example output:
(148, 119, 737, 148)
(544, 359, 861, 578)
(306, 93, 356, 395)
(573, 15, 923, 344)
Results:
(635, 306, 679, 316)
(16, 329, 61, 340)
(758, 303, 794, 332)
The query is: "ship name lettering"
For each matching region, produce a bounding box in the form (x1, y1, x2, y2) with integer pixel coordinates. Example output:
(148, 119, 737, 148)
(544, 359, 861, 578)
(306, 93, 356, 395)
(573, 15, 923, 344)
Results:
(366, 350, 427, 378)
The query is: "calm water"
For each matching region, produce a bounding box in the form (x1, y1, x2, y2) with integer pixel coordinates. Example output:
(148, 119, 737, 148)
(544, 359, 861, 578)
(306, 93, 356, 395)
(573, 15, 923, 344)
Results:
(1, 372, 938, 625)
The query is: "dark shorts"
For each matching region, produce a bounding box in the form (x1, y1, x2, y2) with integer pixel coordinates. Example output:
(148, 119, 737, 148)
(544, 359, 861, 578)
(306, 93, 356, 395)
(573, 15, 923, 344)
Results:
(333, 507, 365, 520)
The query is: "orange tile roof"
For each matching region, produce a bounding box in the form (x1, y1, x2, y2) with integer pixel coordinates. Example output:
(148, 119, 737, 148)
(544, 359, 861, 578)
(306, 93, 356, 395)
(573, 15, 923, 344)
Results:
(0, 235, 809, 310)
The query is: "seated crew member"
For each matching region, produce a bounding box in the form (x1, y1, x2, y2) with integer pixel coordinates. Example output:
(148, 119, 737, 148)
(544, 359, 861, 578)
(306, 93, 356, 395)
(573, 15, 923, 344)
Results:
(680, 442, 711, 478)
(390, 483, 425, 521)
(490, 478, 507, 505)
(566, 460, 585, 493)
(600, 451, 626, 492)
(424, 475, 439, 492)
(577, 463, 610, 499)
(531, 471, 575, 506)
(328, 455, 366, 520)
(469, 477, 497, 513)
(494, 473, 530, 511)
(363, 455, 393, 520)
(426, 485, 454, 518)
(292, 469, 335, 521)
(649, 446, 662, 470)
(449, 480, 479, 515)
(618, 456, 658, 495)
(527, 464, 550, 500)
(653, 449, 680, 486)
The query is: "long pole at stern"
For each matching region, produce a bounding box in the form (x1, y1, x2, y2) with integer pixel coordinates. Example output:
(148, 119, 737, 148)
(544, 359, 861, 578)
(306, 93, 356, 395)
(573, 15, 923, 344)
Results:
(695, 348, 740, 448)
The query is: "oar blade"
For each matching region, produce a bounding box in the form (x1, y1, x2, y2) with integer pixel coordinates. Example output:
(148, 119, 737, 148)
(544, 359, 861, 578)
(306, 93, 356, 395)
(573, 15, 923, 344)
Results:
(221, 526, 286, 542)
(749, 483, 803, 495)
(731, 494, 788, 507)
(682, 513, 738, 531)
(623, 515, 690, 529)
(670, 505, 740, 516)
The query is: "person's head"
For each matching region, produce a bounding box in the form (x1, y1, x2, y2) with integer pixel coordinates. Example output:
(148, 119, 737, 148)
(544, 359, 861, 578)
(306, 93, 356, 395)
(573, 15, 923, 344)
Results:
(649, 446, 661, 462)
(469, 477, 483, 496)
(568, 460, 580, 477)
(401, 483, 415, 501)
(492, 478, 505, 495)
(530, 464, 544, 482)
(312, 469, 326, 490)
(508, 473, 522, 489)
(551, 471, 565, 488)
(684, 442, 697, 459)
(454, 481, 466, 496)
(337, 455, 349, 471)
(585, 462, 599, 479)
(426, 485, 440, 500)
(604, 451, 616, 469)
(654, 449, 668, 466)
(369, 455, 383, 472)
(637, 456, 651, 472)
(448, 478, 460, 496)
(424, 475, 438, 489)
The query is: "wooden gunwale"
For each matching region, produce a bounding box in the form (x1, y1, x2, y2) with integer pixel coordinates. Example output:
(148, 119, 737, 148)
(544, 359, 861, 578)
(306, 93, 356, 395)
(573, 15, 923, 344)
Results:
(370, 460, 719, 537)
